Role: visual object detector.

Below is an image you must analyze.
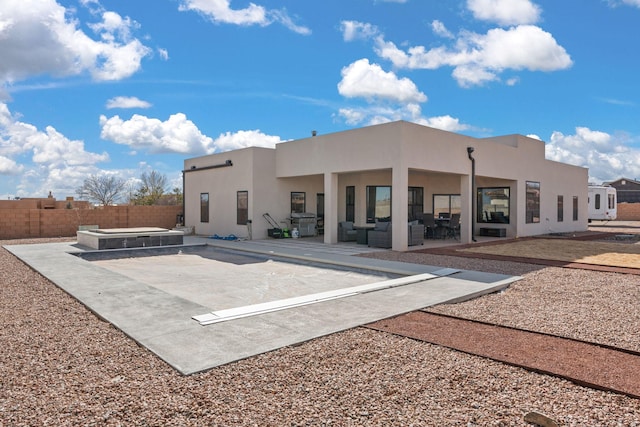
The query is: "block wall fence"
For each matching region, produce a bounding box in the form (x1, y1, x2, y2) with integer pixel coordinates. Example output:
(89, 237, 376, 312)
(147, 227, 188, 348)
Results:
(0, 205, 183, 239)
(616, 203, 640, 221)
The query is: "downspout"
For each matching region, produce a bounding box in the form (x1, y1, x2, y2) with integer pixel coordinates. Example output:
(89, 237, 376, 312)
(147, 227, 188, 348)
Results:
(181, 171, 185, 226)
(467, 147, 477, 242)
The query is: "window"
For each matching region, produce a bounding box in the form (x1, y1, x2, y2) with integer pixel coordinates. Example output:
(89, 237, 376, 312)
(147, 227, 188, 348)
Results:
(237, 191, 248, 225)
(291, 192, 305, 214)
(526, 181, 540, 224)
(608, 193, 616, 209)
(573, 196, 579, 221)
(316, 193, 324, 219)
(595, 193, 601, 210)
(316, 193, 325, 235)
(346, 186, 355, 222)
(433, 194, 461, 219)
(557, 195, 564, 222)
(200, 193, 209, 223)
(477, 187, 510, 223)
(408, 187, 424, 222)
(366, 186, 391, 223)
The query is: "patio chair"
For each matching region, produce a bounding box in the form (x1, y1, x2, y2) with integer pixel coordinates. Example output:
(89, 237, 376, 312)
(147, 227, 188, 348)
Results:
(422, 213, 438, 239)
(338, 221, 358, 242)
(367, 221, 392, 248)
(446, 213, 461, 239)
(408, 222, 424, 246)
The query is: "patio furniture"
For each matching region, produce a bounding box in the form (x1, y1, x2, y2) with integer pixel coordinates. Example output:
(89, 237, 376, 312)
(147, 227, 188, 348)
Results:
(408, 222, 425, 246)
(367, 221, 392, 248)
(421, 213, 438, 239)
(338, 221, 358, 242)
(446, 213, 461, 239)
(353, 225, 374, 244)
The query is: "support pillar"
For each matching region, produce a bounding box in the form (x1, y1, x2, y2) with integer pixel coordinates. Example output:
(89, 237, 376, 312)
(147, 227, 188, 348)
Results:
(460, 175, 472, 244)
(324, 172, 338, 244)
(391, 166, 408, 251)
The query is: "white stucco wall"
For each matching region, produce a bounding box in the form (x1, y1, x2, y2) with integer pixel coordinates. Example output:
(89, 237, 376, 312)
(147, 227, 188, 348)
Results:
(184, 147, 326, 239)
(184, 121, 588, 247)
(184, 147, 278, 237)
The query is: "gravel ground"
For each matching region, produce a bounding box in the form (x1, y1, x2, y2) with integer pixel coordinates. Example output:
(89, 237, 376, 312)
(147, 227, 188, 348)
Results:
(2, 237, 640, 426)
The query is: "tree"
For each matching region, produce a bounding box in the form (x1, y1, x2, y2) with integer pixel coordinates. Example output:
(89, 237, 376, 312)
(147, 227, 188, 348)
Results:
(133, 170, 168, 205)
(76, 174, 126, 206)
(172, 187, 183, 206)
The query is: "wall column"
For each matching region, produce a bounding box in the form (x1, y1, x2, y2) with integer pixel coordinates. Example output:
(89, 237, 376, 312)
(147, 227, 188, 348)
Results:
(391, 166, 408, 251)
(460, 175, 472, 244)
(324, 172, 338, 244)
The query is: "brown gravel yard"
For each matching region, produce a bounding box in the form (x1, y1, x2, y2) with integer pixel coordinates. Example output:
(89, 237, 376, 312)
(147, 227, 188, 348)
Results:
(2, 232, 640, 426)
(458, 238, 640, 269)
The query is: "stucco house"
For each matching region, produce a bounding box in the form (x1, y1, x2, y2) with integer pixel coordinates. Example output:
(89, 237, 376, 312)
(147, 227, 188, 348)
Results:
(183, 120, 588, 251)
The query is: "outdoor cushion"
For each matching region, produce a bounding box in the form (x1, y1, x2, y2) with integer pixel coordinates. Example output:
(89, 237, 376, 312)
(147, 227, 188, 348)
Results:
(374, 221, 390, 231)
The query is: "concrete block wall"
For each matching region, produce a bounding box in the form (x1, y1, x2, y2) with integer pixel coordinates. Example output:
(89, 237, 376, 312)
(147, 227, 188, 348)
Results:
(0, 205, 184, 239)
(0, 209, 31, 239)
(617, 203, 640, 221)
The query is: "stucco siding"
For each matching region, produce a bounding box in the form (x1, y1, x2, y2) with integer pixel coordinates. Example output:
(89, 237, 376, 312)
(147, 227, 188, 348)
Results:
(184, 121, 589, 248)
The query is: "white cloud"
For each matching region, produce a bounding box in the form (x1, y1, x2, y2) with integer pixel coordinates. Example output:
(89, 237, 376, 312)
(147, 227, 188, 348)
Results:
(99, 113, 284, 154)
(338, 105, 414, 126)
(0, 0, 151, 85)
(0, 103, 109, 167)
(100, 113, 214, 154)
(178, 0, 310, 34)
(0, 102, 110, 196)
(333, 58, 474, 130)
(0, 155, 23, 175)
(29, 126, 109, 167)
(213, 129, 283, 151)
(546, 127, 640, 184)
(431, 20, 454, 39)
(338, 59, 427, 103)
(467, 0, 541, 26)
(610, 0, 640, 8)
(421, 115, 471, 132)
(338, 102, 470, 133)
(374, 25, 572, 87)
(158, 48, 169, 61)
(178, 0, 266, 25)
(338, 108, 367, 126)
(269, 9, 311, 35)
(340, 21, 379, 41)
(106, 96, 152, 109)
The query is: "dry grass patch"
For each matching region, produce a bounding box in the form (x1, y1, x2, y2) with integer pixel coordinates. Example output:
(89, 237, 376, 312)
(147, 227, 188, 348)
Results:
(459, 238, 640, 269)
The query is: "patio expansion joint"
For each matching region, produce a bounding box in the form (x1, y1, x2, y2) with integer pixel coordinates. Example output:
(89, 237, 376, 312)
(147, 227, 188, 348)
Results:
(193, 272, 447, 325)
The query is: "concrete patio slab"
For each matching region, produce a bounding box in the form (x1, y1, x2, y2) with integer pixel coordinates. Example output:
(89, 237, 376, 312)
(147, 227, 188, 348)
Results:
(5, 237, 520, 375)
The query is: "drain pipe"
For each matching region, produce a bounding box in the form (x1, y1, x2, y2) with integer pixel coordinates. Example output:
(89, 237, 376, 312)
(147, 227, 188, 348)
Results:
(181, 171, 185, 226)
(467, 147, 477, 242)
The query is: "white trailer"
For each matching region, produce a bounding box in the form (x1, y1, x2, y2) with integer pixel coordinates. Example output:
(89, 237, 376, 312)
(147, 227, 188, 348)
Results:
(588, 185, 617, 221)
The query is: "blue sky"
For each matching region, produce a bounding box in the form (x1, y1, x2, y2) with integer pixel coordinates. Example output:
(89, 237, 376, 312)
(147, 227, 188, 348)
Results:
(1, 0, 640, 200)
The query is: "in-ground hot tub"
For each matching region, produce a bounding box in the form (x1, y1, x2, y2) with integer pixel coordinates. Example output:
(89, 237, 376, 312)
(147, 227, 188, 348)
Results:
(77, 227, 184, 250)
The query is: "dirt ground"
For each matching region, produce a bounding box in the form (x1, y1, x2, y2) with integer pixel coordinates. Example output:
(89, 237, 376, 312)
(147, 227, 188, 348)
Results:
(458, 237, 640, 269)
